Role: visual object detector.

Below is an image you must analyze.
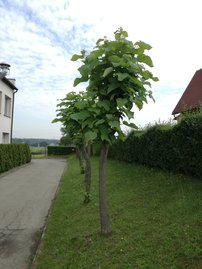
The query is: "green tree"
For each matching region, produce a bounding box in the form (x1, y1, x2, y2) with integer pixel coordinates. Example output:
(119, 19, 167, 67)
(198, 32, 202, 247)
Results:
(53, 91, 95, 200)
(59, 128, 74, 146)
(39, 141, 48, 147)
(72, 27, 158, 235)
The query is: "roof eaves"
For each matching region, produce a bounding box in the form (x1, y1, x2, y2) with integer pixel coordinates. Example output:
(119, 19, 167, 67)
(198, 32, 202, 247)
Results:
(172, 69, 202, 115)
(1, 77, 18, 92)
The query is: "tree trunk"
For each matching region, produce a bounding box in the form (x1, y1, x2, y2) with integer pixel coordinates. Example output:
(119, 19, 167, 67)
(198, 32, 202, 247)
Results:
(99, 143, 112, 235)
(83, 144, 91, 194)
(76, 147, 85, 174)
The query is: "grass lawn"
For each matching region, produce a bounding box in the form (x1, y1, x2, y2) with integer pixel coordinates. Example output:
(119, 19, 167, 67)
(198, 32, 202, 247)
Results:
(30, 147, 47, 159)
(30, 147, 68, 159)
(33, 156, 202, 269)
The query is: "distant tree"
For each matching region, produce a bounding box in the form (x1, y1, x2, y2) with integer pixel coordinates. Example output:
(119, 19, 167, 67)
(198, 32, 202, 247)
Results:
(39, 141, 48, 147)
(31, 143, 39, 147)
(59, 127, 74, 146)
(71, 27, 158, 235)
(59, 135, 71, 146)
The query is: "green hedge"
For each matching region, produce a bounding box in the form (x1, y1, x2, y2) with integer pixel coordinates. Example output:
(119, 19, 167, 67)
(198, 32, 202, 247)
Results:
(47, 146, 75, 156)
(0, 144, 31, 174)
(109, 114, 202, 179)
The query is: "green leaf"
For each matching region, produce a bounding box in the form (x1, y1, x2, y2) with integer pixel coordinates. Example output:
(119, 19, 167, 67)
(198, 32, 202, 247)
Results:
(70, 111, 90, 121)
(117, 98, 128, 107)
(125, 110, 134, 119)
(125, 100, 133, 110)
(109, 120, 121, 130)
(100, 129, 111, 143)
(71, 54, 84, 61)
(97, 100, 110, 111)
(96, 38, 104, 46)
(118, 131, 126, 141)
(130, 76, 143, 87)
(73, 77, 88, 87)
(117, 73, 129, 81)
(142, 70, 152, 79)
(88, 107, 101, 115)
(75, 101, 87, 110)
(142, 81, 152, 87)
(152, 76, 159, 82)
(123, 121, 138, 129)
(103, 67, 113, 77)
(108, 55, 122, 63)
(95, 119, 105, 126)
(122, 30, 128, 38)
(91, 49, 103, 58)
(85, 131, 97, 141)
(106, 114, 113, 120)
(135, 99, 143, 110)
(137, 54, 153, 67)
(135, 41, 152, 50)
(78, 65, 89, 77)
(86, 50, 103, 63)
(108, 55, 124, 67)
(115, 32, 120, 40)
(107, 83, 120, 94)
(52, 118, 58, 123)
(81, 118, 94, 129)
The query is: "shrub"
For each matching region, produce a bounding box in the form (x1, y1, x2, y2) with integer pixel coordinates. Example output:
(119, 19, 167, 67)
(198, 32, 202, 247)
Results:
(109, 114, 202, 179)
(47, 146, 75, 156)
(0, 144, 31, 174)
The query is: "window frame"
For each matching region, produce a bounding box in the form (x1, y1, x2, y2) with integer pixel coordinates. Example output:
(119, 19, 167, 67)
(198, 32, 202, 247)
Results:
(2, 132, 10, 144)
(4, 95, 12, 117)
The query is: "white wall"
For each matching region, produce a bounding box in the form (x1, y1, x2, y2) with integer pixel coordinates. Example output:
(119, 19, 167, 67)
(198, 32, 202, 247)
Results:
(0, 80, 13, 144)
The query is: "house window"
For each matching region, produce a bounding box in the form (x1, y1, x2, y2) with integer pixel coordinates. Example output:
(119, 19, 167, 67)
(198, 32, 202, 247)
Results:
(0, 91, 2, 113)
(4, 95, 12, 117)
(2, 132, 9, 144)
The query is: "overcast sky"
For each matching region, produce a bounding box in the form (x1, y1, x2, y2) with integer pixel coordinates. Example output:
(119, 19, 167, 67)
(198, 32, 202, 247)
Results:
(1, 0, 202, 139)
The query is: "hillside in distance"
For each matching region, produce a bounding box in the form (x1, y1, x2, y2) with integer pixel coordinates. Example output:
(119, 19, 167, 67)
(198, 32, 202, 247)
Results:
(13, 138, 59, 147)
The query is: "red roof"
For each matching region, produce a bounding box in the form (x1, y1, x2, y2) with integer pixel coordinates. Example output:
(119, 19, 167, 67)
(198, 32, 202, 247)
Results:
(172, 69, 202, 115)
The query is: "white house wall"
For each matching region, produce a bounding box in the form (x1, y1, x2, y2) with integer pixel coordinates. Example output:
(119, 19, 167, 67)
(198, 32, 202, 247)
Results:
(0, 80, 13, 144)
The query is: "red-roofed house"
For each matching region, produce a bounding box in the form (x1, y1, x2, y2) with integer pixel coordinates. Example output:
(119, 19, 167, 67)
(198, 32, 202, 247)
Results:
(172, 69, 202, 118)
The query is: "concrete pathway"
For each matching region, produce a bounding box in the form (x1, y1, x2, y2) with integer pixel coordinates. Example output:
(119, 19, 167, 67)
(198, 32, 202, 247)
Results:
(0, 158, 67, 269)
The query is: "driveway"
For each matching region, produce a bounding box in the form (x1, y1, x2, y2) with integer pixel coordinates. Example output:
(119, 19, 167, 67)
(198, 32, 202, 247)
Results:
(0, 158, 67, 269)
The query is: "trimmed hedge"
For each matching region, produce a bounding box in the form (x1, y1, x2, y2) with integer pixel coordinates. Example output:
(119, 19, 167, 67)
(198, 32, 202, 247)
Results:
(47, 146, 75, 156)
(0, 144, 31, 174)
(109, 114, 202, 179)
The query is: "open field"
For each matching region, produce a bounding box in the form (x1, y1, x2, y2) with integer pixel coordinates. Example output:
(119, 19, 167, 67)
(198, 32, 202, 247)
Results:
(34, 156, 202, 269)
(30, 146, 47, 156)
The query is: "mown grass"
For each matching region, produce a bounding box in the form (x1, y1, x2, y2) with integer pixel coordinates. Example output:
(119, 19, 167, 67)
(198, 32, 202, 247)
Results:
(30, 146, 47, 154)
(30, 146, 47, 159)
(34, 156, 202, 269)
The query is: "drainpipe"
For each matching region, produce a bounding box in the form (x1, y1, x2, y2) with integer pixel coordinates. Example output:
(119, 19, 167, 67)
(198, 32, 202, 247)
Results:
(10, 89, 17, 144)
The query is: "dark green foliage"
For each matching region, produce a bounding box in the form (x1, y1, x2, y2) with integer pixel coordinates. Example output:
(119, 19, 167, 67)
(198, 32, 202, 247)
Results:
(47, 146, 75, 156)
(109, 114, 202, 178)
(0, 144, 31, 173)
(59, 135, 73, 146)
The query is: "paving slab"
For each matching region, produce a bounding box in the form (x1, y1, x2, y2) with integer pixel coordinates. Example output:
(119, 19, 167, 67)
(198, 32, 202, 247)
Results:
(0, 158, 67, 269)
